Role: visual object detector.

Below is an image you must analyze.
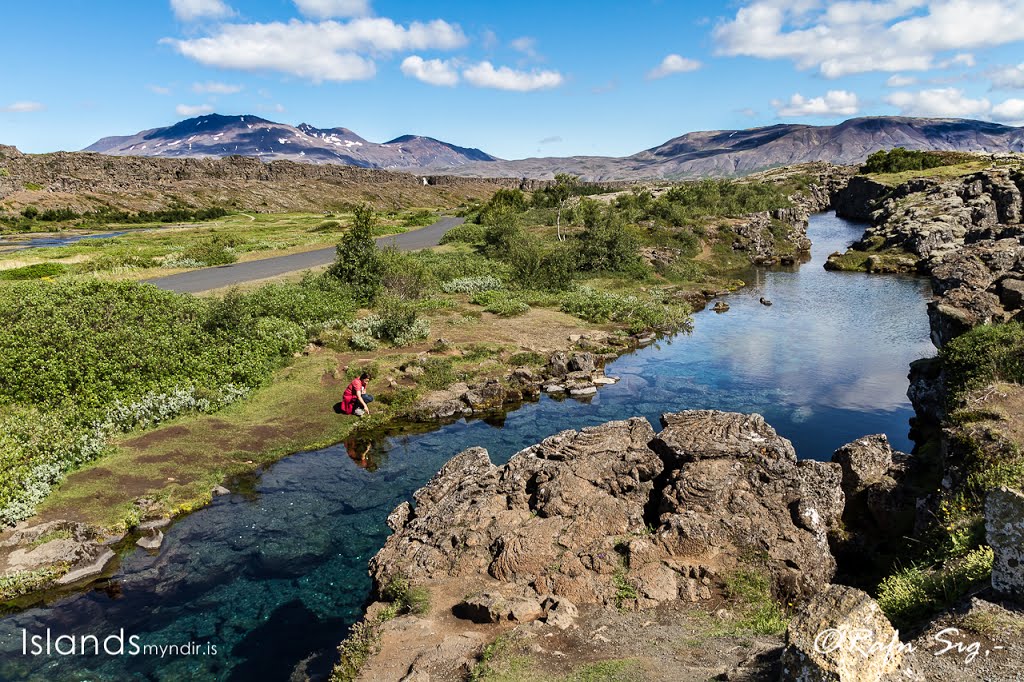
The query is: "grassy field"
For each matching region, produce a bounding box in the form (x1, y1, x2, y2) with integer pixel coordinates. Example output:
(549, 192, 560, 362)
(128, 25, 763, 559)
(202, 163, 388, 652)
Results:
(0, 208, 436, 278)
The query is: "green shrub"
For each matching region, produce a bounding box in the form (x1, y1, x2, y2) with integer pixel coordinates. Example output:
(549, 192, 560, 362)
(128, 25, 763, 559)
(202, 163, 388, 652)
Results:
(171, 235, 239, 267)
(20, 205, 39, 219)
(0, 262, 69, 280)
(941, 322, 1024, 404)
(346, 296, 430, 348)
(575, 211, 642, 273)
(441, 275, 503, 294)
(401, 209, 435, 228)
(506, 236, 575, 292)
(381, 573, 431, 615)
(0, 278, 337, 523)
(312, 220, 341, 232)
(861, 147, 975, 174)
(418, 358, 457, 390)
(559, 286, 690, 333)
(439, 223, 487, 244)
(478, 189, 528, 227)
(877, 546, 994, 628)
(378, 247, 435, 300)
(509, 351, 546, 366)
(470, 290, 529, 317)
(411, 250, 508, 282)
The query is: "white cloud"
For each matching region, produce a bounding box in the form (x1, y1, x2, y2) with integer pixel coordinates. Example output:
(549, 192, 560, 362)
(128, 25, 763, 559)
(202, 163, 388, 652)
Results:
(1, 101, 45, 113)
(147, 84, 173, 95)
(293, 0, 370, 18)
(714, 1, 1024, 78)
(539, 135, 562, 144)
(647, 54, 702, 80)
(481, 28, 499, 50)
(992, 97, 1024, 121)
(773, 90, 860, 117)
(165, 17, 466, 83)
(991, 63, 1024, 89)
(170, 0, 233, 21)
(401, 56, 459, 86)
(462, 61, 564, 91)
(176, 103, 215, 117)
(510, 36, 539, 59)
(950, 53, 975, 67)
(192, 81, 243, 94)
(886, 74, 918, 87)
(885, 87, 990, 116)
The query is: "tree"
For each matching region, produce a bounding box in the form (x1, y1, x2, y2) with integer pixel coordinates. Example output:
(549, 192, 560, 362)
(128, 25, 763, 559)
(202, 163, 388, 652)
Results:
(327, 204, 381, 304)
(551, 173, 580, 242)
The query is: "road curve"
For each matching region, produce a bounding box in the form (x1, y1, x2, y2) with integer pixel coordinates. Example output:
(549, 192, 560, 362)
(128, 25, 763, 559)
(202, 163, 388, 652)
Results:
(145, 216, 465, 294)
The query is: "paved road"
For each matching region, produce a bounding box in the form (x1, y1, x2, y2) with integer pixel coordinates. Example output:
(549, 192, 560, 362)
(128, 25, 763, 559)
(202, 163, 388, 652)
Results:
(146, 216, 465, 294)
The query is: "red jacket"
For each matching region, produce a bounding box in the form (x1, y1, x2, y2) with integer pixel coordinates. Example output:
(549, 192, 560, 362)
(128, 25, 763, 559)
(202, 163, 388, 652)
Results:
(341, 378, 365, 415)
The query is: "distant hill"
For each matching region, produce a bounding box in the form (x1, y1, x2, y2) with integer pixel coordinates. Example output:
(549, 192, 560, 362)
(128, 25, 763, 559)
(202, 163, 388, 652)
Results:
(443, 117, 1024, 180)
(83, 114, 499, 170)
(83, 115, 1024, 181)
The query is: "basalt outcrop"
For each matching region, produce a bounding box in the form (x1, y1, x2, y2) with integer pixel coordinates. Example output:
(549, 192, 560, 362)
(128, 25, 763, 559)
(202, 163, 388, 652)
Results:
(370, 411, 844, 617)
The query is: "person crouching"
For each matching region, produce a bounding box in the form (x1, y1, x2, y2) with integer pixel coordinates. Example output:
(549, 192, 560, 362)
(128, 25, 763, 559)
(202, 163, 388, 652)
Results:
(341, 372, 374, 416)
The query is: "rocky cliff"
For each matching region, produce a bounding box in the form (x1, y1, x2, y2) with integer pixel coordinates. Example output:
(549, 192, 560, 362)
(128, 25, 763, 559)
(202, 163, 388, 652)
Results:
(828, 165, 1024, 346)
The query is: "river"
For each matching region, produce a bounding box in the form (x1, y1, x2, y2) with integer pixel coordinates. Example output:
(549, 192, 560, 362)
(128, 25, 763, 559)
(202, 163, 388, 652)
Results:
(0, 212, 935, 681)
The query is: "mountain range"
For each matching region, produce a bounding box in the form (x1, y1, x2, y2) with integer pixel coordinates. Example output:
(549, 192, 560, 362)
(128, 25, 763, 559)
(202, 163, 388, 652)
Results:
(83, 114, 499, 170)
(84, 115, 1024, 180)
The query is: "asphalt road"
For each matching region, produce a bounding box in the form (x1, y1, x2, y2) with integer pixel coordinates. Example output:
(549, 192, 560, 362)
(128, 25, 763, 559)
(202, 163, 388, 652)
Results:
(145, 216, 465, 294)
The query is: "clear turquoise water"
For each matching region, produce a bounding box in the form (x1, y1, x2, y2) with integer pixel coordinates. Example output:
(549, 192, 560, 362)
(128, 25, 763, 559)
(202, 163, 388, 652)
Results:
(0, 213, 935, 681)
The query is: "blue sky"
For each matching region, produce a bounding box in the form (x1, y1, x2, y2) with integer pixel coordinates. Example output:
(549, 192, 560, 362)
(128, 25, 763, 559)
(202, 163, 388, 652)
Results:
(3, 1, 1024, 159)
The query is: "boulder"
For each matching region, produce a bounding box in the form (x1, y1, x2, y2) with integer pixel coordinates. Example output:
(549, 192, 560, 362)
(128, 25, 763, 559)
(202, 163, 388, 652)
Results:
(999, 278, 1024, 310)
(567, 352, 596, 374)
(832, 435, 893, 497)
(781, 585, 902, 681)
(136, 531, 164, 550)
(986, 486, 1024, 602)
(461, 382, 506, 412)
(652, 411, 843, 598)
(541, 596, 578, 629)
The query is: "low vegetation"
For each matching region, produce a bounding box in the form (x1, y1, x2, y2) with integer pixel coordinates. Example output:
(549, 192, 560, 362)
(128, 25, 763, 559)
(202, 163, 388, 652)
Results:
(0, 174, 812, 548)
(860, 147, 978, 175)
(876, 546, 994, 629)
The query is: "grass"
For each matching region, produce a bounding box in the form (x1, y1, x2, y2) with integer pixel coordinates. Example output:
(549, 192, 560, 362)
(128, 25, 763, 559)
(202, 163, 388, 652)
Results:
(864, 159, 993, 186)
(28, 528, 73, 547)
(0, 209, 427, 278)
(612, 568, 639, 608)
(716, 569, 789, 637)
(469, 634, 646, 682)
(876, 546, 994, 630)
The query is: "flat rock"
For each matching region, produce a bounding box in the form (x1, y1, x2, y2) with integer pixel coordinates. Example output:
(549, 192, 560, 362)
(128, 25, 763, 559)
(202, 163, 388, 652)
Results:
(136, 531, 164, 551)
(55, 549, 116, 586)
